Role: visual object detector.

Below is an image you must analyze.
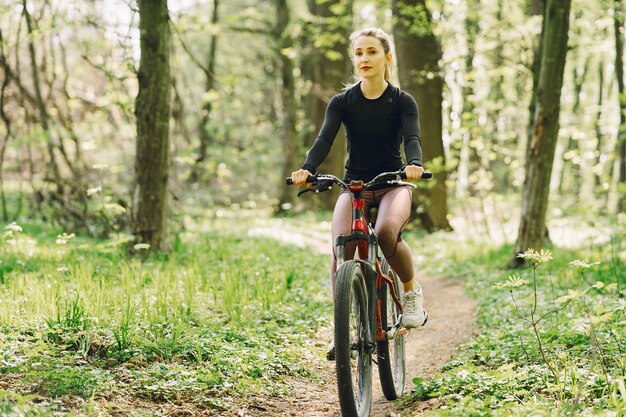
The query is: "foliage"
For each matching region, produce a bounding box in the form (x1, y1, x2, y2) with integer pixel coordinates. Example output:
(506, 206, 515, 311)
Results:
(0, 0, 623, 225)
(403, 222, 626, 416)
(0, 0, 625, 413)
(0, 216, 331, 414)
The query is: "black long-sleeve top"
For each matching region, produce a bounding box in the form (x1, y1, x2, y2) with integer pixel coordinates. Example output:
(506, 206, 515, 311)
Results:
(302, 82, 422, 182)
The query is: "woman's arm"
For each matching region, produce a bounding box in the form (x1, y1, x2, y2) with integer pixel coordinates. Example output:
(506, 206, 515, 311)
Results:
(399, 92, 423, 167)
(301, 95, 344, 173)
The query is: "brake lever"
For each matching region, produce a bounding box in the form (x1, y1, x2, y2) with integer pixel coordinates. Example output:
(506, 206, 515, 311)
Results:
(297, 188, 314, 197)
(297, 179, 334, 197)
(387, 180, 417, 188)
(315, 179, 334, 193)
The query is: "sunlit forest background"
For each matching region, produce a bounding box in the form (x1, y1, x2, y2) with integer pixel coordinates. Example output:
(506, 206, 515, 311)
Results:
(1, 0, 622, 236)
(0, 0, 625, 415)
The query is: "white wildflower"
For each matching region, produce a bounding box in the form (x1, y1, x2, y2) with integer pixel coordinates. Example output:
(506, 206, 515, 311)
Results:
(494, 275, 529, 288)
(518, 248, 553, 264)
(56, 233, 75, 245)
(569, 259, 600, 269)
(86, 186, 102, 196)
(104, 203, 126, 215)
(4, 222, 22, 233)
(612, 299, 626, 312)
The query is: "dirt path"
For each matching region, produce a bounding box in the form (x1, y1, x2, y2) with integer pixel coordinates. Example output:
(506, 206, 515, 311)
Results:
(372, 273, 476, 416)
(246, 222, 477, 417)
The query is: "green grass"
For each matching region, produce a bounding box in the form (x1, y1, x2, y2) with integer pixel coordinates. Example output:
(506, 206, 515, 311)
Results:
(0, 216, 332, 415)
(1, 201, 624, 416)
(403, 219, 626, 416)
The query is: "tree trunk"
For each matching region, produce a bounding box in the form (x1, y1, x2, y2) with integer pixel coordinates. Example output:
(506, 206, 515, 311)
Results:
(0, 30, 11, 222)
(22, 0, 62, 189)
(274, 0, 300, 211)
(132, 0, 171, 252)
(552, 54, 589, 194)
(303, 0, 352, 210)
(190, 0, 220, 183)
(526, 0, 545, 151)
(456, 0, 480, 197)
(511, 0, 572, 266)
(594, 57, 606, 189)
(613, 0, 626, 214)
(392, 0, 452, 231)
(485, 0, 515, 192)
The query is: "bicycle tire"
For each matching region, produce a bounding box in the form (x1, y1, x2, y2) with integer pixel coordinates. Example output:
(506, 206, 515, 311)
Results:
(334, 261, 372, 417)
(377, 259, 406, 400)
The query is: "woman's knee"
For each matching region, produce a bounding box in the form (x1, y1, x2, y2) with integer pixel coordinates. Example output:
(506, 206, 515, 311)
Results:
(376, 226, 400, 256)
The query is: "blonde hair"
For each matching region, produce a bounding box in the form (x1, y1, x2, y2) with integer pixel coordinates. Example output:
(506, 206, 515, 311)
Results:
(349, 27, 392, 81)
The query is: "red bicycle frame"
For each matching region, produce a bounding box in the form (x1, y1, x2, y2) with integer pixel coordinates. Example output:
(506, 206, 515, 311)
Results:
(346, 180, 405, 342)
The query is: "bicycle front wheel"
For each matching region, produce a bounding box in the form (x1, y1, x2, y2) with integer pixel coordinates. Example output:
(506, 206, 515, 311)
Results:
(334, 261, 372, 417)
(377, 259, 406, 400)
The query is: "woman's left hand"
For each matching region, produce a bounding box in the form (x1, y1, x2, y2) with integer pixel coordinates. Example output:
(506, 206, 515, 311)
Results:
(404, 165, 424, 181)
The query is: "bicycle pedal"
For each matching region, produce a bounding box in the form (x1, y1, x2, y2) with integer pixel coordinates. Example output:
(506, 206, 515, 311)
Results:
(326, 343, 336, 361)
(397, 327, 409, 336)
(386, 325, 409, 340)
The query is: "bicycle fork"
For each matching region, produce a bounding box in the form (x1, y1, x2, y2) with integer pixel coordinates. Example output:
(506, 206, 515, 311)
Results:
(335, 235, 379, 356)
(335, 236, 406, 347)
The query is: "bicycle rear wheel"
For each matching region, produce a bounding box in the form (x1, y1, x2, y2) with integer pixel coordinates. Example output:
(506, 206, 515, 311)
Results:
(377, 259, 406, 400)
(334, 261, 372, 417)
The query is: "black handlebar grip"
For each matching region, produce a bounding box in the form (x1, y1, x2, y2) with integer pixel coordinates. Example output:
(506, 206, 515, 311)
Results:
(285, 174, 317, 185)
(400, 171, 432, 180)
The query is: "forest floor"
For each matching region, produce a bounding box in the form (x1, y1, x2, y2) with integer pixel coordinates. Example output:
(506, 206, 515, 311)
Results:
(238, 224, 478, 417)
(2, 206, 621, 416)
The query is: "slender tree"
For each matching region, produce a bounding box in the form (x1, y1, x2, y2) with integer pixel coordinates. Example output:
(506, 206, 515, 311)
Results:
(22, 0, 62, 189)
(274, 0, 300, 210)
(392, 0, 452, 231)
(594, 56, 607, 188)
(526, 0, 545, 149)
(186, 0, 220, 183)
(553, 53, 589, 195)
(511, 0, 572, 265)
(132, 0, 171, 251)
(613, 0, 626, 213)
(302, 0, 352, 210)
(0, 29, 11, 221)
(456, 0, 480, 197)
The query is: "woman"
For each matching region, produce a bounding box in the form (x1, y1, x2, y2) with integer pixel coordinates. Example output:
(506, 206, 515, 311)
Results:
(291, 28, 427, 354)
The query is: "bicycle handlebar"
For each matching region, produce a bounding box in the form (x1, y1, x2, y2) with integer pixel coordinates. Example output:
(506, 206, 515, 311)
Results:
(285, 169, 432, 189)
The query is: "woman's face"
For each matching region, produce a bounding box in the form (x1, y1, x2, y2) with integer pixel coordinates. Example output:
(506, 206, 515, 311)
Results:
(352, 36, 390, 80)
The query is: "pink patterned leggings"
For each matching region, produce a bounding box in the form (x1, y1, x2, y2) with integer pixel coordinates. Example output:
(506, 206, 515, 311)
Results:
(330, 186, 414, 283)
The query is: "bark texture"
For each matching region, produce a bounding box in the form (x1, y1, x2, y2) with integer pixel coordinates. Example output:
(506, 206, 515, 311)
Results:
(512, 0, 572, 265)
(392, 0, 452, 231)
(133, 0, 171, 252)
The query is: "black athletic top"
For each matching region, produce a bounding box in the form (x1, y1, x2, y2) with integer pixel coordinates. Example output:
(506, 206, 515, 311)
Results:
(302, 82, 422, 182)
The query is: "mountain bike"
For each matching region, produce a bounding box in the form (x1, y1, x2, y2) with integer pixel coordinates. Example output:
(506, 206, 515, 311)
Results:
(286, 169, 431, 417)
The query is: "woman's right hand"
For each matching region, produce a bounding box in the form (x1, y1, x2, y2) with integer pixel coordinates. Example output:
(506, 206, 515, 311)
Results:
(291, 169, 312, 185)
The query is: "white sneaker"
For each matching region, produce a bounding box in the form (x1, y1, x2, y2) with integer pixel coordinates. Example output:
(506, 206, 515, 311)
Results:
(326, 336, 335, 361)
(402, 288, 428, 328)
